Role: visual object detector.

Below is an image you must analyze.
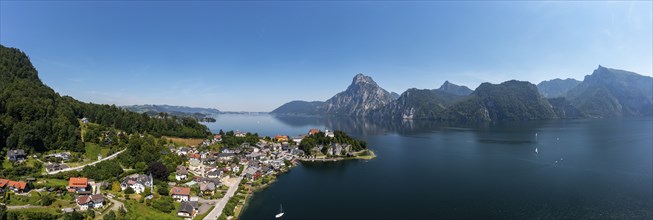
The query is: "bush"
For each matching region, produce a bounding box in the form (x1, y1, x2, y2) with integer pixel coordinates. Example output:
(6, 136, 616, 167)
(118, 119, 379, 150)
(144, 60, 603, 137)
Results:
(157, 186, 169, 196)
(103, 211, 116, 220)
(124, 187, 135, 194)
(151, 197, 174, 213)
(40, 194, 54, 206)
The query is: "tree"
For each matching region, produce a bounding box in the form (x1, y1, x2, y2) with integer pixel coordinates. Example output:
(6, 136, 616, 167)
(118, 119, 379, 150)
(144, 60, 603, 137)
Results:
(147, 161, 169, 181)
(134, 162, 147, 172)
(151, 197, 174, 213)
(116, 206, 126, 220)
(157, 185, 169, 196)
(85, 210, 95, 219)
(63, 210, 84, 220)
(103, 211, 116, 220)
(0, 204, 6, 220)
(111, 182, 121, 192)
(123, 187, 134, 194)
(40, 194, 54, 206)
(142, 187, 151, 196)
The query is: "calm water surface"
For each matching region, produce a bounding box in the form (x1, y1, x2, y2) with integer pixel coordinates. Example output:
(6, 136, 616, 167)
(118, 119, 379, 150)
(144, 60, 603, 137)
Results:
(203, 114, 652, 219)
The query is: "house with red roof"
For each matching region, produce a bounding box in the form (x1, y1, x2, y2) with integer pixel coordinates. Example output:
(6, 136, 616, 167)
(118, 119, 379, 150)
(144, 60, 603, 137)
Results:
(68, 177, 88, 193)
(0, 179, 29, 193)
(170, 187, 191, 202)
(275, 135, 289, 142)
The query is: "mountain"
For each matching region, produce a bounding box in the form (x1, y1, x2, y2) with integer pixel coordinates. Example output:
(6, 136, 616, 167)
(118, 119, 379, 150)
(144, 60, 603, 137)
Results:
(547, 97, 586, 118)
(317, 73, 396, 116)
(270, 101, 324, 115)
(537, 78, 581, 98)
(443, 80, 558, 122)
(371, 89, 464, 119)
(390, 92, 400, 100)
(436, 81, 473, 96)
(0, 45, 209, 153)
(123, 104, 220, 115)
(566, 66, 653, 117)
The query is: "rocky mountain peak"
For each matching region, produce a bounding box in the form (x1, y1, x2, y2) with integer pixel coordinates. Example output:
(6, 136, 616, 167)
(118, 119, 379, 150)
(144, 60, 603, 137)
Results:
(351, 73, 377, 86)
(437, 80, 473, 96)
(318, 73, 394, 116)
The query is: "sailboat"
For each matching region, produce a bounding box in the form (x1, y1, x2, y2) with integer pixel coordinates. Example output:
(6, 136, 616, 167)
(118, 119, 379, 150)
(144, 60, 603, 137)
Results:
(535, 147, 538, 154)
(275, 204, 284, 218)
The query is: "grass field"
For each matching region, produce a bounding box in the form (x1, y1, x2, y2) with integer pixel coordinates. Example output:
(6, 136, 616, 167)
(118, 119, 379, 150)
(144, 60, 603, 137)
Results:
(6, 191, 42, 206)
(124, 200, 179, 220)
(85, 142, 101, 161)
(36, 178, 70, 188)
(101, 148, 110, 157)
(7, 207, 62, 216)
(164, 136, 205, 146)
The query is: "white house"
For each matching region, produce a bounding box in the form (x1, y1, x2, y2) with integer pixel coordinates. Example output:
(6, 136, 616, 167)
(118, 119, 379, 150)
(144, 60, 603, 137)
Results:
(176, 165, 188, 181)
(77, 194, 104, 210)
(120, 173, 152, 194)
(171, 187, 191, 202)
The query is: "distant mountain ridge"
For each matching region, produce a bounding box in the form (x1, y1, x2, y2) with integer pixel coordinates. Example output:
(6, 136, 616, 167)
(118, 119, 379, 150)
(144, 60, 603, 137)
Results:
(273, 66, 652, 122)
(537, 78, 581, 98)
(123, 104, 221, 115)
(271, 101, 324, 115)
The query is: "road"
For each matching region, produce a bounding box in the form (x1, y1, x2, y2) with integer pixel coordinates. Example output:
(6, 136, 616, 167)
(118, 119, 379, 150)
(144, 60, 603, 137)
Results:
(46, 149, 126, 175)
(203, 167, 247, 220)
(6, 205, 37, 210)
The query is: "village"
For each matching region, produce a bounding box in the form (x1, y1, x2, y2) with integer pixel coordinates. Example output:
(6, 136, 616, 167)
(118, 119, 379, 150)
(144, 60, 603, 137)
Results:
(0, 127, 374, 220)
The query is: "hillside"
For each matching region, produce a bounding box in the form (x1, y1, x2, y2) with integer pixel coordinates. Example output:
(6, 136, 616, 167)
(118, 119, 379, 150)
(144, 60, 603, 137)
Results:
(566, 66, 653, 117)
(443, 80, 558, 122)
(270, 101, 325, 115)
(0, 45, 209, 153)
(371, 89, 464, 119)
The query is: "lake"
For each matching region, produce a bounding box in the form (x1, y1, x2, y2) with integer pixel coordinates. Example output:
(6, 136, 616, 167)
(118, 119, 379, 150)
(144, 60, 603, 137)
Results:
(202, 114, 652, 219)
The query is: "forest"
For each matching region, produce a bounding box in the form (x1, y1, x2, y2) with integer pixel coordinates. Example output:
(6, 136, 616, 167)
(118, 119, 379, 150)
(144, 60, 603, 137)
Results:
(0, 45, 210, 156)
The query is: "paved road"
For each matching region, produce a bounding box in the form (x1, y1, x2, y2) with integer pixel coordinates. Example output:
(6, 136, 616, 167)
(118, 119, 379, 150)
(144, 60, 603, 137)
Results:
(108, 197, 125, 212)
(46, 149, 126, 175)
(203, 167, 247, 220)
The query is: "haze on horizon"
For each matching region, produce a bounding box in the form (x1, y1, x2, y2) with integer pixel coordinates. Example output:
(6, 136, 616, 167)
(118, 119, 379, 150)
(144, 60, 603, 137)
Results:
(1, 1, 651, 112)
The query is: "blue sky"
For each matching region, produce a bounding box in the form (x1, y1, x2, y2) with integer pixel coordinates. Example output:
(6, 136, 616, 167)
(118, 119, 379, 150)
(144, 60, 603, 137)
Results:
(1, 1, 651, 112)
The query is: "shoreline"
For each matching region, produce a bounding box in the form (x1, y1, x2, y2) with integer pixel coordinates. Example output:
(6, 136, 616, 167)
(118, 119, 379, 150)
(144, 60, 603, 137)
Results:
(231, 149, 375, 219)
(297, 149, 377, 162)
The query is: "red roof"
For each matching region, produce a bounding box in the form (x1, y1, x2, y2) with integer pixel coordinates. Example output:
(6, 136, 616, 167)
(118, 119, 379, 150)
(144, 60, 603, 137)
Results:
(189, 153, 201, 159)
(309, 129, 319, 135)
(69, 177, 88, 188)
(0, 179, 9, 188)
(214, 134, 222, 139)
(7, 180, 27, 190)
(170, 187, 191, 196)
